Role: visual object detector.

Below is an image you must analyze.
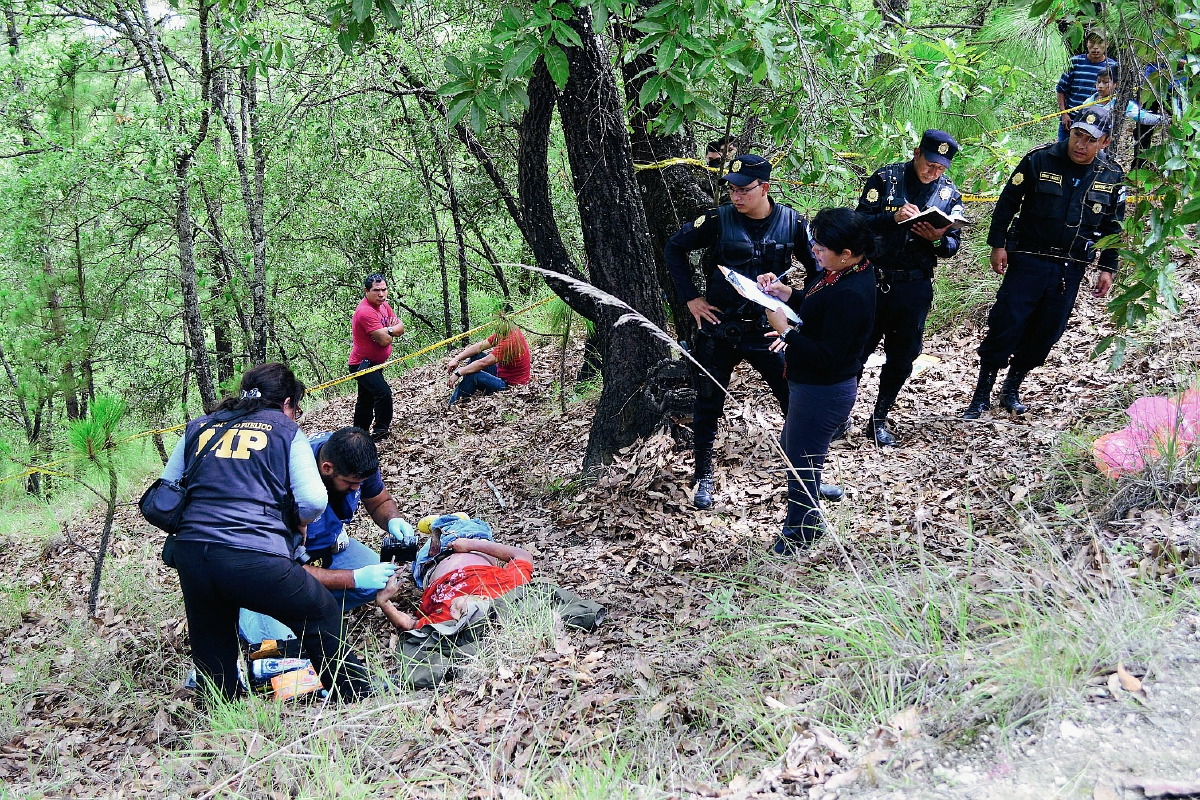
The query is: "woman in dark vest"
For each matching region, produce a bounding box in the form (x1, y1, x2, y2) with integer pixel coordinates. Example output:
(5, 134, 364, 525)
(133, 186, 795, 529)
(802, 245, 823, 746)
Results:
(160, 363, 372, 700)
(762, 208, 877, 555)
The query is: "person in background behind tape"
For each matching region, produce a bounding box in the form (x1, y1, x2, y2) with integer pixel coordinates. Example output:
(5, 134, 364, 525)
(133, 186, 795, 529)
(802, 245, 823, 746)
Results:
(349, 273, 403, 441)
(846, 129, 965, 447)
(161, 363, 373, 701)
(963, 105, 1125, 420)
(665, 154, 843, 511)
(237, 426, 417, 651)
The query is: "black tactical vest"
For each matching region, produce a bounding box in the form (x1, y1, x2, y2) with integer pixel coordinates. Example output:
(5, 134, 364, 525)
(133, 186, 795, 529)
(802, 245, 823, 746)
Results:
(176, 408, 302, 559)
(872, 162, 959, 273)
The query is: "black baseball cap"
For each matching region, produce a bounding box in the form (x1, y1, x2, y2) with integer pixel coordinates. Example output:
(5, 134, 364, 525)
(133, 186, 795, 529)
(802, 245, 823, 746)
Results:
(721, 154, 772, 187)
(919, 130, 959, 167)
(1071, 105, 1113, 139)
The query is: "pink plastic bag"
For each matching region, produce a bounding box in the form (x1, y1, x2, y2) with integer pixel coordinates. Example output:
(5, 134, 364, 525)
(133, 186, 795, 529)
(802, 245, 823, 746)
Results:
(1093, 385, 1200, 478)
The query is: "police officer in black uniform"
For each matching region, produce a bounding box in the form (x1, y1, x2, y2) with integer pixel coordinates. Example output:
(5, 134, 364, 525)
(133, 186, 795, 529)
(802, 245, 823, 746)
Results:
(964, 106, 1125, 419)
(666, 154, 839, 510)
(850, 130, 965, 446)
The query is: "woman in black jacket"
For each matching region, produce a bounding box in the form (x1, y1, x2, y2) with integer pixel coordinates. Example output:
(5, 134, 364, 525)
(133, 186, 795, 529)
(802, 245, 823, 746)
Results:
(160, 363, 375, 700)
(762, 207, 877, 555)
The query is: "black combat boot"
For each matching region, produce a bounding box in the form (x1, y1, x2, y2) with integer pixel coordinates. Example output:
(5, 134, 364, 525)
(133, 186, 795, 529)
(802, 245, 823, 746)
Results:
(998, 369, 1029, 415)
(962, 367, 999, 420)
(692, 448, 715, 510)
(865, 393, 899, 447)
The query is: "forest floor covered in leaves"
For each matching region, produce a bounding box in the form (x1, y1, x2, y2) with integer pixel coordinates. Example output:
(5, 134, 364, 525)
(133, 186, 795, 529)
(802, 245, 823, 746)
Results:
(2, 262, 1200, 799)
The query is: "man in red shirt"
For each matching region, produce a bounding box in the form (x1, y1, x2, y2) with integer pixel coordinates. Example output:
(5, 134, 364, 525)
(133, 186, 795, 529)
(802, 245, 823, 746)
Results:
(374, 537, 533, 630)
(348, 274, 404, 440)
(444, 319, 531, 406)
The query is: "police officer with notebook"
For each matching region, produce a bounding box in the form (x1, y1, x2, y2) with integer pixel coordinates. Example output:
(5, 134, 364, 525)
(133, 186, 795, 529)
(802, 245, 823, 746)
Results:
(665, 154, 841, 510)
(849, 130, 965, 447)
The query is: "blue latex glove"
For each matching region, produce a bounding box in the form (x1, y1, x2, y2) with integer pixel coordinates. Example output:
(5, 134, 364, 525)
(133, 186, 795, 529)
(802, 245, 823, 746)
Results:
(388, 517, 417, 545)
(353, 562, 396, 590)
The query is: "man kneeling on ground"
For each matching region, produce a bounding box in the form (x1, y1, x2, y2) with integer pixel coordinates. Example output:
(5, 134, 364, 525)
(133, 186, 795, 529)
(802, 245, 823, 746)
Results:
(239, 426, 418, 647)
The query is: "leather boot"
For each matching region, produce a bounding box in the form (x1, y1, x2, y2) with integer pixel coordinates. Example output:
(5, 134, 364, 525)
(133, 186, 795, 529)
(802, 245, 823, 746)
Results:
(829, 418, 852, 442)
(998, 369, 1029, 415)
(865, 393, 899, 447)
(962, 367, 999, 420)
(692, 448, 715, 510)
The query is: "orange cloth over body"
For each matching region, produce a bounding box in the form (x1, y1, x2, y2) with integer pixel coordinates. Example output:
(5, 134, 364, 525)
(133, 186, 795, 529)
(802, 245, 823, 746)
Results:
(417, 559, 534, 627)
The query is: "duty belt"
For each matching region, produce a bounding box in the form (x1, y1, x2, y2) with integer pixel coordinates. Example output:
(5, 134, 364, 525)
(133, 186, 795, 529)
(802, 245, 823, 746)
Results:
(875, 267, 927, 293)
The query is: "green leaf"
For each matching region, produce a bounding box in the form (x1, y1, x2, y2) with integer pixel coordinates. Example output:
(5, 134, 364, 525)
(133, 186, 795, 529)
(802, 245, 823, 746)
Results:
(544, 44, 570, 89)
(470, 100, 486, 134)
(552, 21, 584, 49)
(351, 0, 372, 24)
(446, 95, 473, 127)
(502, 42, 538, 80)
(638, 74, 662, 108)
(377, 0, 402, 28)
(337, 29, 356, 55)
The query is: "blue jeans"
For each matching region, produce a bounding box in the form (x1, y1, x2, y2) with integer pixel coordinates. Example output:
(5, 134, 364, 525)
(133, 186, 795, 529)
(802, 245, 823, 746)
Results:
(781, 379, 858, 537)
(238, 537, 381, 645)
(448, 355, 508, 405)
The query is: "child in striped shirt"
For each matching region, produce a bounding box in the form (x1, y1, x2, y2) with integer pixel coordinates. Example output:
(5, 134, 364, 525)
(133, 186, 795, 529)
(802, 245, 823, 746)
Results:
(1056, 31, 1119, 141)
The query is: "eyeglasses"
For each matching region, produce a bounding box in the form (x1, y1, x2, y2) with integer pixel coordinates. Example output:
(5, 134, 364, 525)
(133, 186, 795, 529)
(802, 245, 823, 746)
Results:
(728, 182, 764, 196)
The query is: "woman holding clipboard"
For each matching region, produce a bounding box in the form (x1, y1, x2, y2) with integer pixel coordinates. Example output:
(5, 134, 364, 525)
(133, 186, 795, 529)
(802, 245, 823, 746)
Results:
(759, 208, 877, 555)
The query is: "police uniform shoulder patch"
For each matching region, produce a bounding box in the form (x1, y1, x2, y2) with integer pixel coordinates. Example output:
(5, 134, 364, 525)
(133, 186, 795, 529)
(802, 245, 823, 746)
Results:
(866, 188, 879, 203)
(939, 186, 951, 200)
(1011, 172, 1024, 186)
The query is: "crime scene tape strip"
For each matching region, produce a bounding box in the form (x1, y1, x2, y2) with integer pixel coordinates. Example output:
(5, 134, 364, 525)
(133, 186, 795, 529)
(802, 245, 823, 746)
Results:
(632, 98, 1106, 176)
(0, 296, 556, 488)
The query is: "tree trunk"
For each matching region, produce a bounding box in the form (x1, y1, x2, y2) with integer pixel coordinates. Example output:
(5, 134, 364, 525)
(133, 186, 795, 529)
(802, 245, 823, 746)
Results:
(467, 221, 511, 304)
(214, 66, 268, 365)
(244, 67, 269, 365)
(72, 223, 96, 412)
(41, 240, 81, 420)
(177, 160, 219, 411)
(87, 465, 118, 616)
(556, 13, 673, 469)
(400, 96, 454, 341)
(430, 118, 471, 333)
(618, 36, 711, 345)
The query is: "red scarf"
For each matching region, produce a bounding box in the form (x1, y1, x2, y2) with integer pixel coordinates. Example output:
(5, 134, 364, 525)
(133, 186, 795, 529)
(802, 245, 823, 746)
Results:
(805, 258, 871, 299)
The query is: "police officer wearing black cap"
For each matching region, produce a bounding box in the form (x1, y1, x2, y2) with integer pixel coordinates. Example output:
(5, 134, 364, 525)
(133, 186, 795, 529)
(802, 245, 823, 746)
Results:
(963, 105, 1125, 419)
(848, 130, 965, 446)
(666, 154, 835, 510)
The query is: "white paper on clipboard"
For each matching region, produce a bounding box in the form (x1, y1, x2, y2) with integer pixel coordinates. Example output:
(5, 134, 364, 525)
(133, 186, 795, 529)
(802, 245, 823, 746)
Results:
(718, 266, 800, 323)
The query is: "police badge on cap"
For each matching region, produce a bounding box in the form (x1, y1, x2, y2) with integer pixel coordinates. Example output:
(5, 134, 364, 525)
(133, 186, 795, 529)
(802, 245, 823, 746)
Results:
(1070, 105, 1113, 139)
(720, 154, 772, 186)
(919, 130, 959, 167)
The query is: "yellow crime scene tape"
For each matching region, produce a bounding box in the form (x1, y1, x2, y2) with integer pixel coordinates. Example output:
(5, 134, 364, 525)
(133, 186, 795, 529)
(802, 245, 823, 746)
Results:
(631, 98, 1122, 199)
(0, 296, 555, 488)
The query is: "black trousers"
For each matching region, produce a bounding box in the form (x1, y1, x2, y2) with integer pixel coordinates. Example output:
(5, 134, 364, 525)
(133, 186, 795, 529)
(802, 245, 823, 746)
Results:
(350, 360, 393, 434)
(977, 253, 1085, 373)
(174, 540, 372, 701)
(692, 323, 789, 456)
(861, 276, 933, 405)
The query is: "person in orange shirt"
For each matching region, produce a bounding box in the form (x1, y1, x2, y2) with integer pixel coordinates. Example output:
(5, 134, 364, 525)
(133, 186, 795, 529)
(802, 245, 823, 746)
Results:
(374, 536, 533, 630)
(445, 319, 531, 406)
